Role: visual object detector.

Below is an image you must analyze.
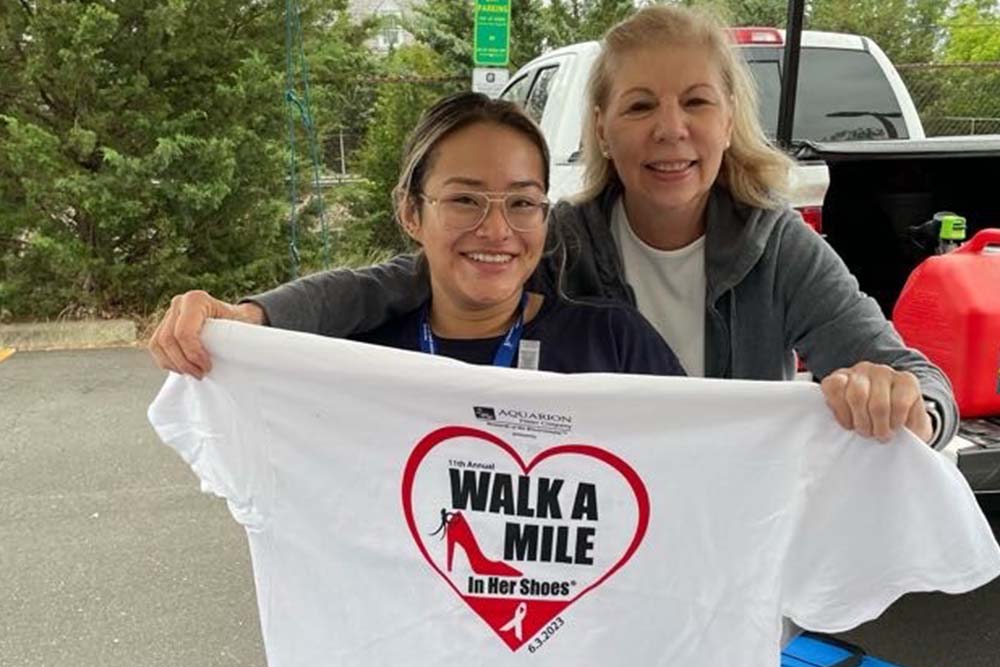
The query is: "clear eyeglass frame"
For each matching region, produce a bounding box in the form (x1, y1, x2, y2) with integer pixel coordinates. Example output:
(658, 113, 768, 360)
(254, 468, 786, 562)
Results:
(418, 191, 550, 233)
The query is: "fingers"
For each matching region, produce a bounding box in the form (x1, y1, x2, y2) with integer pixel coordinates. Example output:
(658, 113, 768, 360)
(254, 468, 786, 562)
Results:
(844, 369, 874, 439)
(151, 295, 207, 378)
(866, 365, 894, 442)
(148, 309, 177, 372)
(905, 396, 934, 444)
(173, 293, 214, 376)
(890, 372, 922, 432)
(148, 290, 229, 379)
(822, 363, 926, 444)
(149, 301, 198, 376)
(820, 367, 875, 437)
(820, 372, 853, 430)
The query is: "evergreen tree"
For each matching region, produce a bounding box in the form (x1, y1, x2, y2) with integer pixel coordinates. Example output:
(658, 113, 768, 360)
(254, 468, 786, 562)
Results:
(0, 0, 372, 318)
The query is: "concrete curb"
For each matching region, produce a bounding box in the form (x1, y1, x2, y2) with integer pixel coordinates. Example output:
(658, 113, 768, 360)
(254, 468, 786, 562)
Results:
(0, 319, 138, 351)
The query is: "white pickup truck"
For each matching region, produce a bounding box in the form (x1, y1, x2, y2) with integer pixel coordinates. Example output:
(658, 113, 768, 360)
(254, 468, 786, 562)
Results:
(499, 27, 926, 235)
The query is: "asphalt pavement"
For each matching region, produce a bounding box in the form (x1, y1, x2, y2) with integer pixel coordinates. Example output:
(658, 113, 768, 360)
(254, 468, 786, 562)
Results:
(1, 348, 997, 667)
(1, 349, 265, 667)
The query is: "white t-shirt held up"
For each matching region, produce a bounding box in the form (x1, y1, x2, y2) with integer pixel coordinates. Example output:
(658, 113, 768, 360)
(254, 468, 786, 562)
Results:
(148, 320, 1000, 667)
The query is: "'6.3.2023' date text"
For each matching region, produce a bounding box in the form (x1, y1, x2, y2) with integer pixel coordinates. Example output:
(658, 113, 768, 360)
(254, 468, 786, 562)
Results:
(526, 616, 564, 654)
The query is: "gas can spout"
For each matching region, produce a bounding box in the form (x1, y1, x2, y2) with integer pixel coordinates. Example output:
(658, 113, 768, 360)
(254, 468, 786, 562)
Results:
(907, 211, 967, 255)
(936, 212, 967, 255)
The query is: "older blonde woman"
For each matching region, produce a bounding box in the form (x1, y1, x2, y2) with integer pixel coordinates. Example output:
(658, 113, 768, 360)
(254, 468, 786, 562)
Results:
(538, 5, 955, 448)
(150, 6, 956, 448)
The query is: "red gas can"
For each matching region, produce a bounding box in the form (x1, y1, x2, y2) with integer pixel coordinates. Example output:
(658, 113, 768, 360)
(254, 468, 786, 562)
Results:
(893, 229, 1000, 418)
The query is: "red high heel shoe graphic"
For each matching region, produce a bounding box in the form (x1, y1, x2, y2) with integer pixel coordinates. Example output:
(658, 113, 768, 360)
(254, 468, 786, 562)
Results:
(430, 509, 522, 577)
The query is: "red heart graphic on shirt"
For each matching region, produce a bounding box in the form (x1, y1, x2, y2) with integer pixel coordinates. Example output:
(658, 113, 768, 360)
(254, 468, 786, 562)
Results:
(400, 426, 649, 652)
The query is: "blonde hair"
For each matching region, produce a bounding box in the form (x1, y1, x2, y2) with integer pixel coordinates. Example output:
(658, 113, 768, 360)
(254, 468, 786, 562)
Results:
(577, 4, 793, 209)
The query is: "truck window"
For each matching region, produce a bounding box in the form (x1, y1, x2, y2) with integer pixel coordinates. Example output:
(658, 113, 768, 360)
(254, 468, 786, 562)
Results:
(500, 73, 535, 106)
(744, 47, 909, 142)
(524, 66, 559, 123)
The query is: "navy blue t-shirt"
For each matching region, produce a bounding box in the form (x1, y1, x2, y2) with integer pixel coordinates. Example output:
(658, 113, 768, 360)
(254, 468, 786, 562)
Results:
(351, 295, 685, 376)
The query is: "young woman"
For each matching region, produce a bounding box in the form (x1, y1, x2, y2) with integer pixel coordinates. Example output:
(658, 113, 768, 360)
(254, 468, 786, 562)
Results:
(151, 7, 956, 448)
(149, 92, 684, 376)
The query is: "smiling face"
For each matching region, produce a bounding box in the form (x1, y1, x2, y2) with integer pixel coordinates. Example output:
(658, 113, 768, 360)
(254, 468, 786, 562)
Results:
(401, 121, 548, 316)
(596, 44, 734, 232)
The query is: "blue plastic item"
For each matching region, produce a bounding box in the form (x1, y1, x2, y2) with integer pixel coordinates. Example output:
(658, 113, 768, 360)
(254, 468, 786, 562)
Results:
(781, 633, 908, 666)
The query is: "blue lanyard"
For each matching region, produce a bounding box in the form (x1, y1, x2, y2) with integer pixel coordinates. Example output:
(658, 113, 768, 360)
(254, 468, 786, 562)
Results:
(418, 292, 529, 368)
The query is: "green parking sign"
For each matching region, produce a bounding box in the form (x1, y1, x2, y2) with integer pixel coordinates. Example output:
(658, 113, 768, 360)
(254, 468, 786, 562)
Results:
(474, 0, 510, 67)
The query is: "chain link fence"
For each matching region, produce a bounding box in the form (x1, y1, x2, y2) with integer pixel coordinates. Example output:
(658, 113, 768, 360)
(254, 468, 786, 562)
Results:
(898, 62, 1000, 136)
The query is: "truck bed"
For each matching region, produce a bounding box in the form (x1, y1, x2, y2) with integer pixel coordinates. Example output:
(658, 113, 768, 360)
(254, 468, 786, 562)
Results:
(797, 136, 1000, 315)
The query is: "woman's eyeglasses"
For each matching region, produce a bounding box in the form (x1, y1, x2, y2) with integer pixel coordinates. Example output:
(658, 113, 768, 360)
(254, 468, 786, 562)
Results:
(419, 191, 550, 233)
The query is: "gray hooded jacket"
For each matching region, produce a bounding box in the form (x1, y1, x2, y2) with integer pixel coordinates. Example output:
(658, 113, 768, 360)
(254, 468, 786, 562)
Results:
(250, 185, 957, 447)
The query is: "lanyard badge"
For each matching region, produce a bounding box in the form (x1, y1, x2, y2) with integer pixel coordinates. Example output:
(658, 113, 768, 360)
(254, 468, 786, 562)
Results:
(419, 292, 536, 369)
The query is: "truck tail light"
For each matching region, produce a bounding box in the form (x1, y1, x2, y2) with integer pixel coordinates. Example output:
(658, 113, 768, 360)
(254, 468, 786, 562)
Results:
(729, 27, 784, 45)
(796, 206, 823, 234)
